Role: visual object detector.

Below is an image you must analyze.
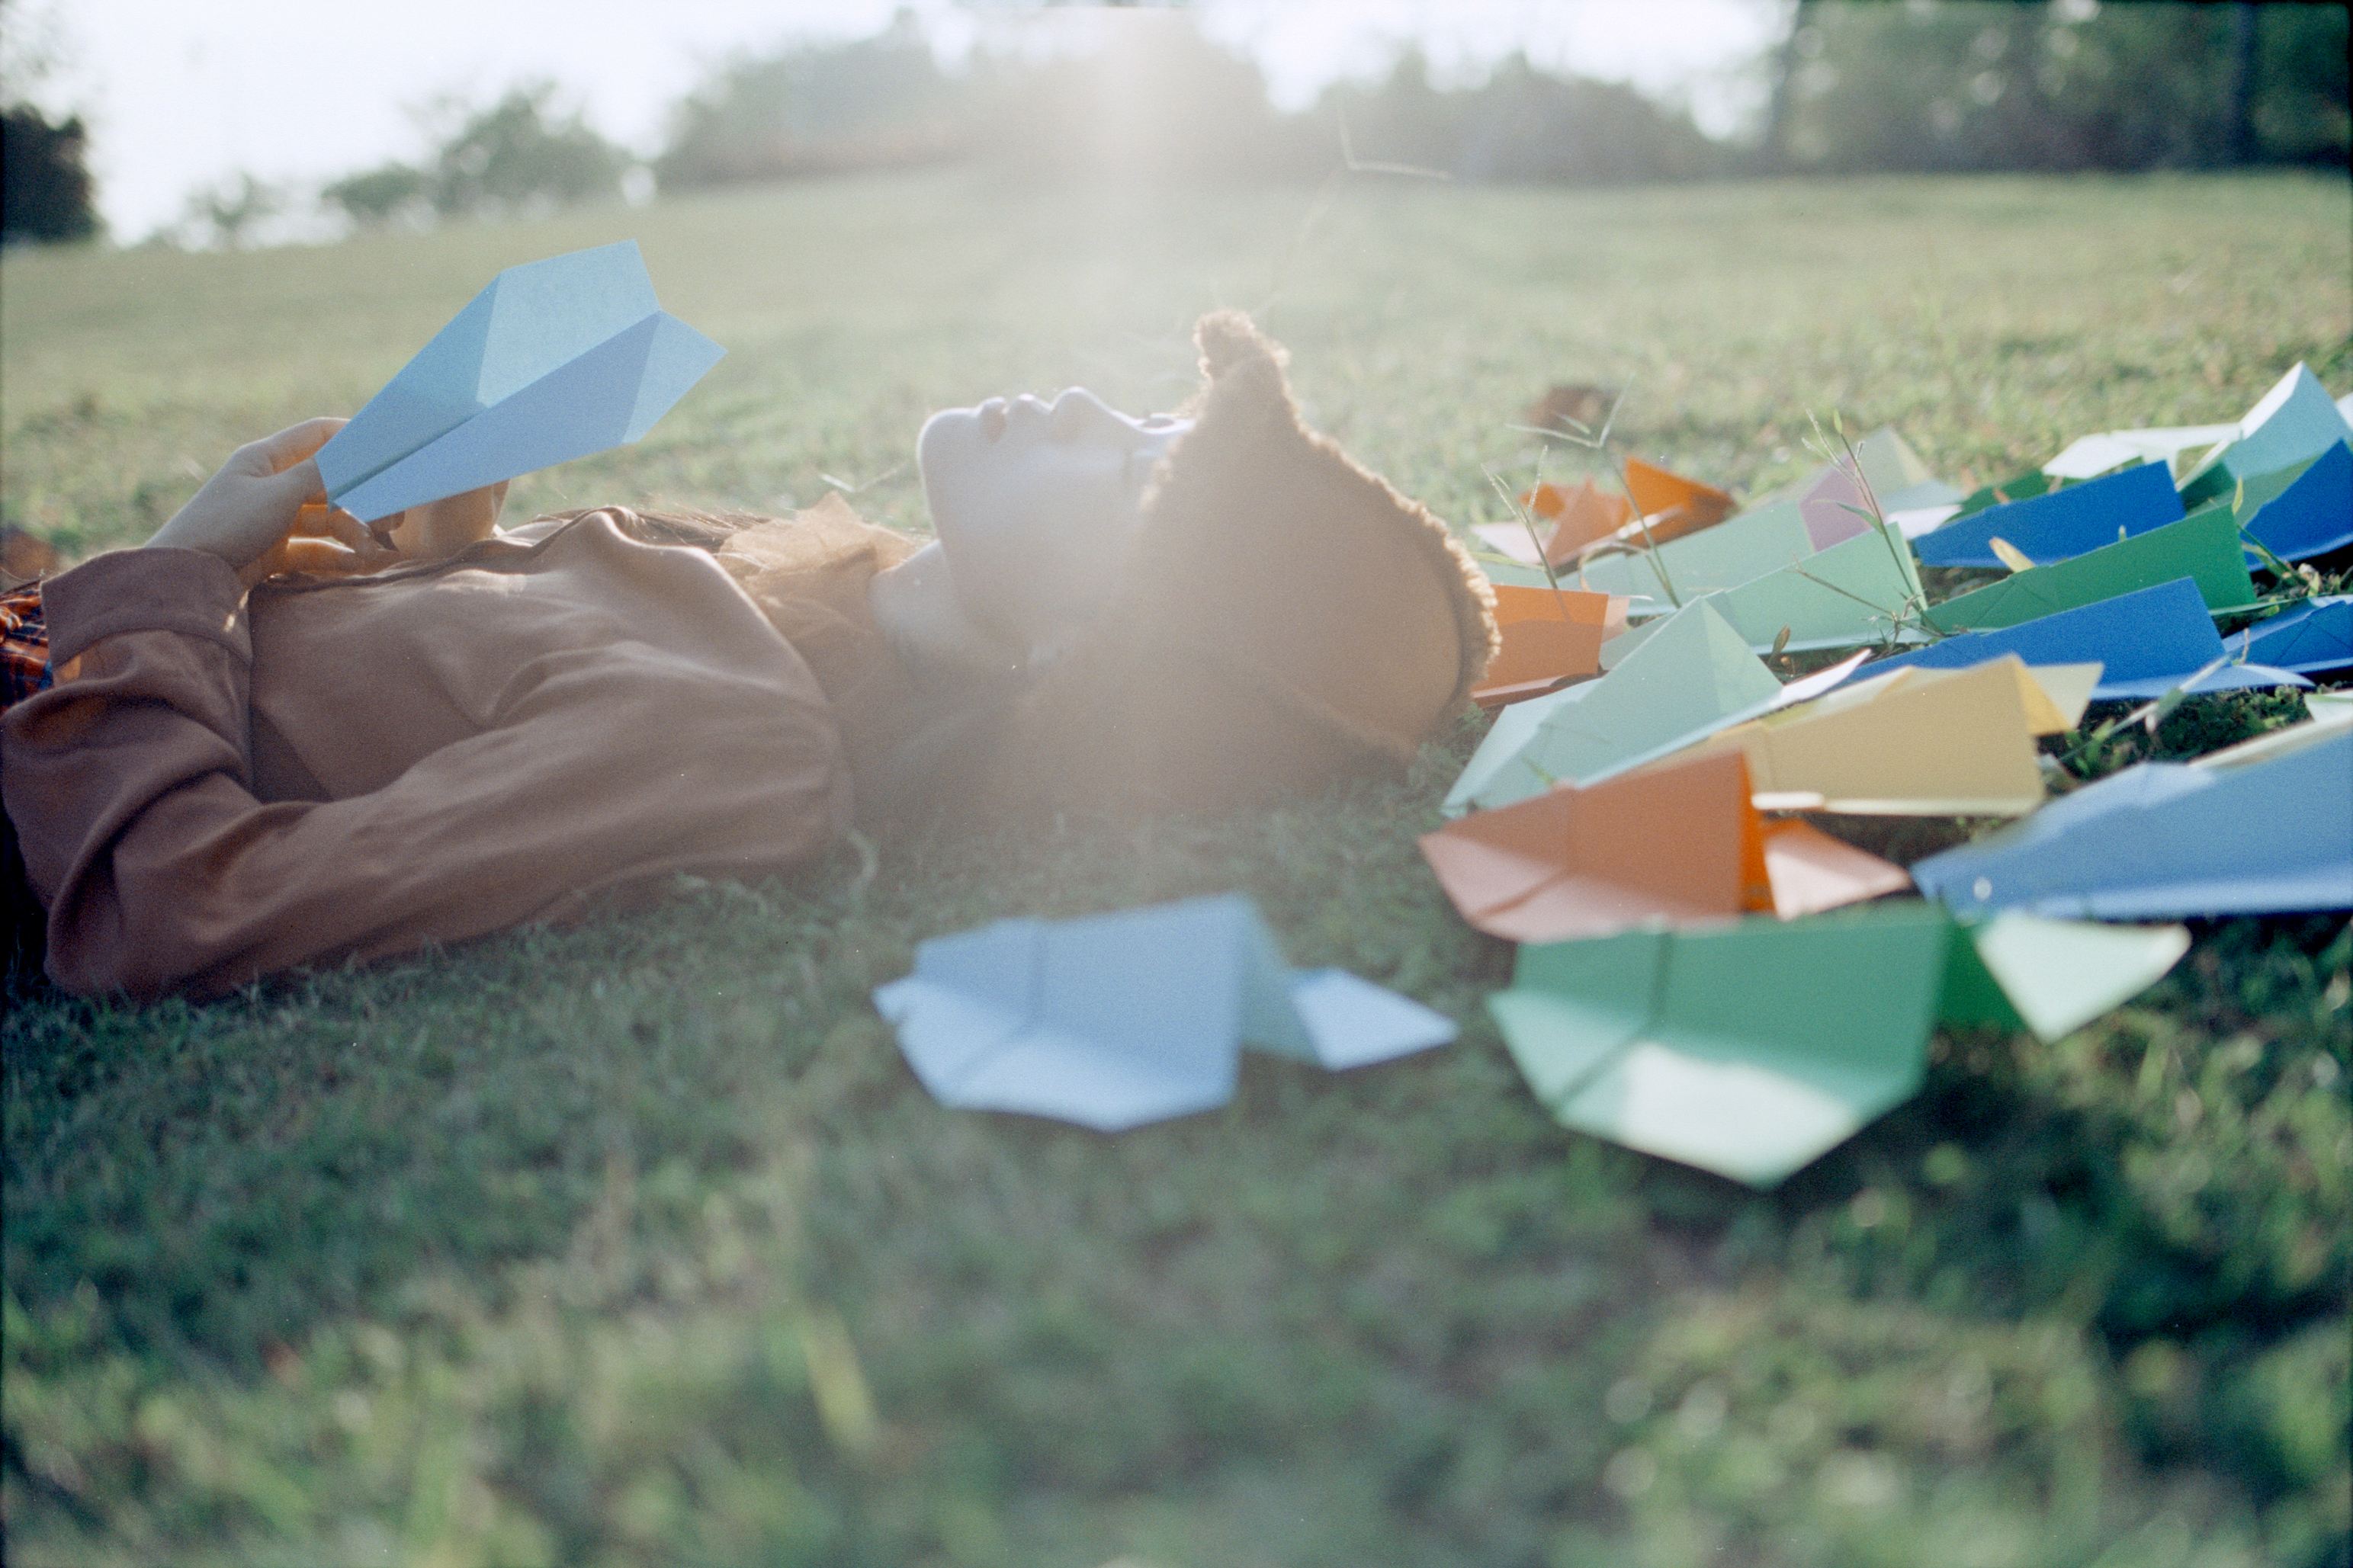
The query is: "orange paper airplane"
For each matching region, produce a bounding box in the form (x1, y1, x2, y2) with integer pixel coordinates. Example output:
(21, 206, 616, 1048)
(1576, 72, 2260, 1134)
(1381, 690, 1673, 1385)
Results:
(1472, 583, 1629, 708)
(1621, 457, 1736, 547)
(1477, 481, 1637, 569)
(1525, 479, 1638, 562)
(1418, 749, 1908, 944)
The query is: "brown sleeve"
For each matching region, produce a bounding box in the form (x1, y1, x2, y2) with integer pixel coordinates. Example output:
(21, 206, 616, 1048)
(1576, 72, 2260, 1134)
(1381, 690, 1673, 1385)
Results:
(1, 547, 849, 999)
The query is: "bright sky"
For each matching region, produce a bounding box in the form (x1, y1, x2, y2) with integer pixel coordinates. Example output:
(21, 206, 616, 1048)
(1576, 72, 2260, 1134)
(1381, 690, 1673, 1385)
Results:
(29, 0, 1786, 241)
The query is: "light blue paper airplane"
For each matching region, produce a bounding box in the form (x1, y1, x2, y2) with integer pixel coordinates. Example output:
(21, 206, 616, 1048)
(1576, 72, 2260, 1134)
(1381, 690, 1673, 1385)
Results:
(1863, 577, 2310, 701)
(2239, 440, 2353, 566)
(314, 241, 725, 524)
(1912, 721, 2353, 919)
(2181, 363, 2353, 508)
(872, 894, 1456, 1131)
(2223, 595, 2353, 675)
(1914, 460, 2184, 569)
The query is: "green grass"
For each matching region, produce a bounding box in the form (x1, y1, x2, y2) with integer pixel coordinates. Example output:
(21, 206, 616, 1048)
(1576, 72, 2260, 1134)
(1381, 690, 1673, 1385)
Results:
(5, 170, 2350, 1567)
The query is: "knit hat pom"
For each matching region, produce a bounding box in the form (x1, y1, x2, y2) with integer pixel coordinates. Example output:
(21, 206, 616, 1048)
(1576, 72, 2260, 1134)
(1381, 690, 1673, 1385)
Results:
(1196, 309, 1289, 380)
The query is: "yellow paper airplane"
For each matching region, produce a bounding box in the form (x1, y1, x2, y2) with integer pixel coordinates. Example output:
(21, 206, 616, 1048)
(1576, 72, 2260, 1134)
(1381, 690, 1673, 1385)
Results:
(1667, 656, 2099, 816)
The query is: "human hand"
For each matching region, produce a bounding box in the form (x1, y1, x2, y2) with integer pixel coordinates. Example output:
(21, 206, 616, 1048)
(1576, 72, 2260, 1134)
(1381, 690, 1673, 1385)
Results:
(383, 480, 509, 565)
(146, 419, 396, 582)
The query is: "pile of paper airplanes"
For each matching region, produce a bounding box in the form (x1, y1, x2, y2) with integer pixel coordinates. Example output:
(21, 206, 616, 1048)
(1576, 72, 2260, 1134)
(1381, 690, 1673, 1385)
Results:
(300, 243, 2350, 1182)
(875, 364, 2352, 1187)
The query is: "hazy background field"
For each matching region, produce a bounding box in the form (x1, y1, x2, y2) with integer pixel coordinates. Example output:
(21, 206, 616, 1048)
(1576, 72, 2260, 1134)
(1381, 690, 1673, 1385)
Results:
(4, 167, 2348, 1567)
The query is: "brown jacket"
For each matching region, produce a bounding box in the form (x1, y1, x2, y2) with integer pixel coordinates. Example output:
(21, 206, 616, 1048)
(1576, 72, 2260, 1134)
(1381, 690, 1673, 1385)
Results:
(1, 511, 859, 999)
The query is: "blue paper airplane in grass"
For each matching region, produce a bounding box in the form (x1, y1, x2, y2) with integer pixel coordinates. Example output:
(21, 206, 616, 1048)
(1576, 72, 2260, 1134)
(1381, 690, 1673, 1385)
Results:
(1913, 460, 2184, 569)
(2224, 595, 2353, 675)
(1912, 719, 2353, 919)
(1866, 577, 2309, 701)
(872, 894, 1456, 1132)
(2239, 440, 2353, 566)
(314, 241, 725, 524)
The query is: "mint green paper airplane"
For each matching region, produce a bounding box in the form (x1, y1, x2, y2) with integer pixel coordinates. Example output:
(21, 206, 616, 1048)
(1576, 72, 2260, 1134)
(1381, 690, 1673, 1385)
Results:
(1600, 525, 1927, 666)
(1851, 428, 1962, 513)
(1490, 906, 2188, 1188)
(1567, 496, 1815, 605)
(1925, 499, 2254, 633)
(1446, 600, 1864, 814)
(314, 241, 725, 524)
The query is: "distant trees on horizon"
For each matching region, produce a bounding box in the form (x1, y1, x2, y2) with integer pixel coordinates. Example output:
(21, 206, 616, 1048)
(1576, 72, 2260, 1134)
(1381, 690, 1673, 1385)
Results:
(9, 2, 2348, 250)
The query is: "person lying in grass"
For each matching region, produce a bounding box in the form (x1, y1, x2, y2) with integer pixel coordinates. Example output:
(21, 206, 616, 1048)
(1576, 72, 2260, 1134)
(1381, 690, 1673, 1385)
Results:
(0, 313, 1497, 999)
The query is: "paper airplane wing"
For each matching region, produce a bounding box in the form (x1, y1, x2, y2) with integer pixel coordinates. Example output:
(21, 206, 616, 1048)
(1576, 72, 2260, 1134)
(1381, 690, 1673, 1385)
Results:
(316, 240, 724, 523)
(1283, 970, 1456, 1069)
(333, 311, 724, 523)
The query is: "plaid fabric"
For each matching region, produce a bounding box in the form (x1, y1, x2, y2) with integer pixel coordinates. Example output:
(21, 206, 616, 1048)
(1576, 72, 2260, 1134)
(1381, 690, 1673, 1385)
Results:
(2, 584, 50, 713)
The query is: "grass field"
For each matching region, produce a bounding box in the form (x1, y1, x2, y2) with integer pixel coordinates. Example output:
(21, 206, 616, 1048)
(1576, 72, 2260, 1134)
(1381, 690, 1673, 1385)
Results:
(4, 169, 2350, 1567)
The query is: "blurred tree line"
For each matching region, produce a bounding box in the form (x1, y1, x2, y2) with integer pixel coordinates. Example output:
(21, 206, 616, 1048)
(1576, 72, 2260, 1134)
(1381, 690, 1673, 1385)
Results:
(6, 1, 2347, 249)
(649, 2, 2345, 199)
(1, 0, 99, 243)
(322, 83, 634, 232)
(655, 11, 1725, 190)
(1761, 1, 2348, 174)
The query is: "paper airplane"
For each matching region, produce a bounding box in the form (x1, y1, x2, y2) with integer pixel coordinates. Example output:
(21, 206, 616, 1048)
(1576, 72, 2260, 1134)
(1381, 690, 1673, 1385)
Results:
(1851, 428, 1963, 513)
(1599, 524, 1926, 665)
(2236, 440, 2353, 565)
(872, 894, 1456, 1132)
(1914, 460, 2184, 569)
(1471, 583, 1626, 707)
(1911, 719, 2353, 919)
(1863, 577, 2309, 701)
(1621, 457, 1736, 545)
(1475, 479, 1636, 567)
(1889, 502, 1963, 539)
(314, 241, 725, 524)
(1676, 656, 2094, 816)
(2179, 363, 2353, 508)
(2223, 595, 2353, 675)
(1925, 499, 2254, 633)
(1490, 904, 2188, 1188)
(1950, 467, 2060, 518)
(1481, 463, 1736, 574)
(2043, 423, 2239, 483)
(1446, 599, 1866, 815)
(1799, 461, 1876, 550)
(1568, 495, 1816, 603)
(1420, 749, 1905, 944)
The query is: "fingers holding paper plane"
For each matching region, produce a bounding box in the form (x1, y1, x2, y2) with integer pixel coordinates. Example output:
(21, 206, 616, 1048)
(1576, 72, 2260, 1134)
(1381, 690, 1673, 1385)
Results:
(148, 416, 390, 577)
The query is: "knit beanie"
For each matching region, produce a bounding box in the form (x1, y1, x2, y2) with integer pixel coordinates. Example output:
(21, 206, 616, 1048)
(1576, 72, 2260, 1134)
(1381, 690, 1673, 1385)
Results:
(968, 311, 1499, 816)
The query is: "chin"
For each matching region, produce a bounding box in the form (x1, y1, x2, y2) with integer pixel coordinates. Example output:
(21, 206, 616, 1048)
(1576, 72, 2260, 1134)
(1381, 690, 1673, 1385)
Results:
(916, 409, 980, 523)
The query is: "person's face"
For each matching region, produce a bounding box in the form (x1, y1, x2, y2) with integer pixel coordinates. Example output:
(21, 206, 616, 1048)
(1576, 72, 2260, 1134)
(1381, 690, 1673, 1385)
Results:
(917, 388, 1189, 652)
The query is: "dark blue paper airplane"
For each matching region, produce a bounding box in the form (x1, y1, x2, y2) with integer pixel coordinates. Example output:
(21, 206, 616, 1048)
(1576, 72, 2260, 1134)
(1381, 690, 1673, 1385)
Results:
(2224, 595, 2353, 675)
(1867, 577, 2307, 701)
(2241, 441, 2353, 566)
(1915, 460, 2184, 569)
